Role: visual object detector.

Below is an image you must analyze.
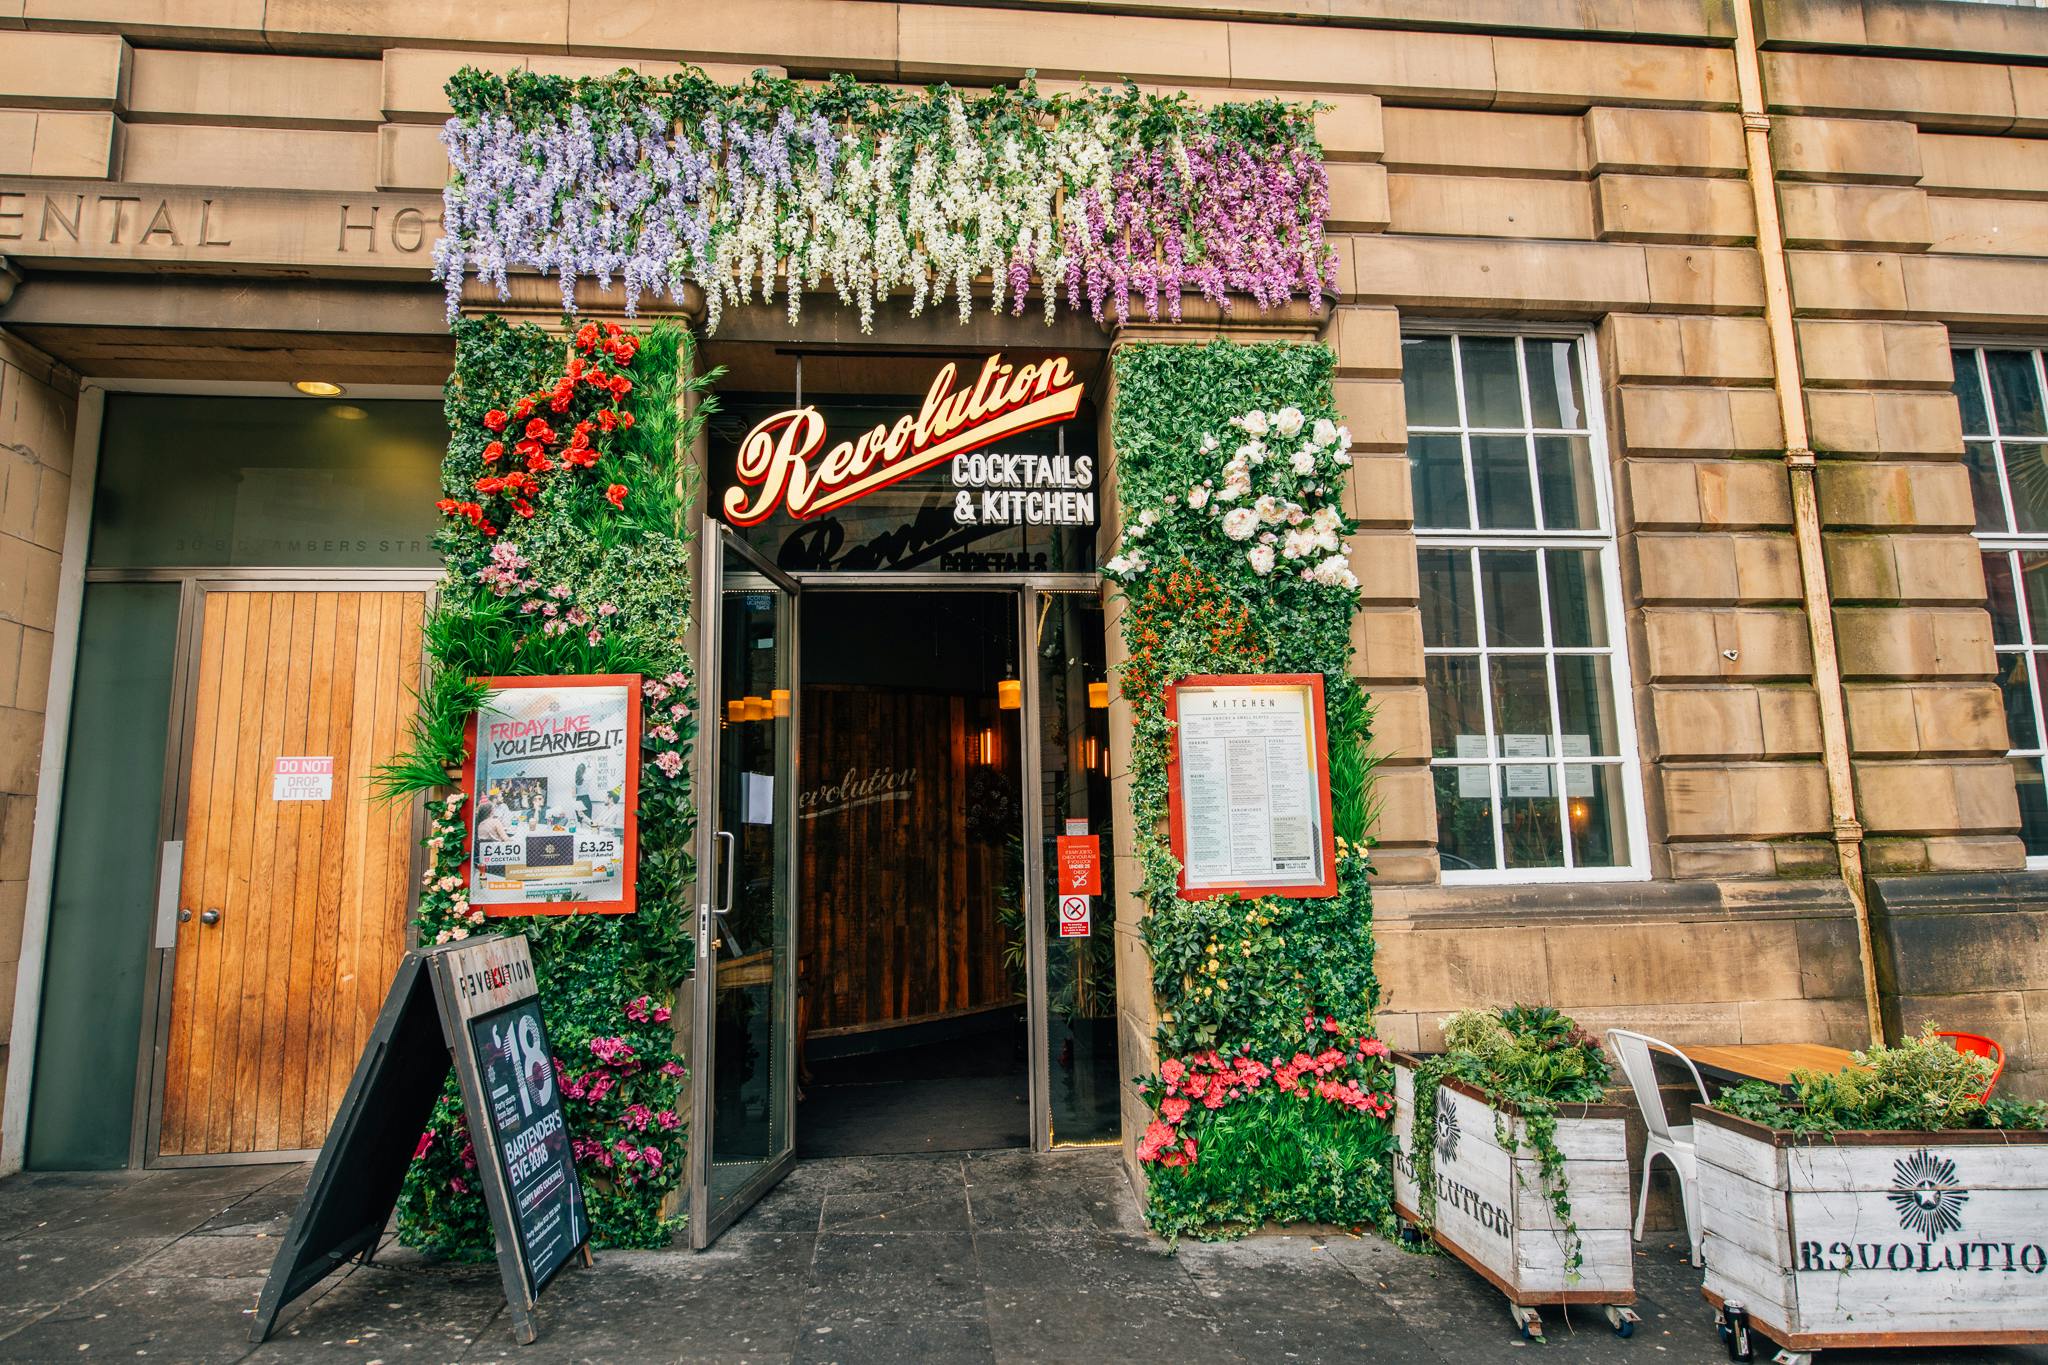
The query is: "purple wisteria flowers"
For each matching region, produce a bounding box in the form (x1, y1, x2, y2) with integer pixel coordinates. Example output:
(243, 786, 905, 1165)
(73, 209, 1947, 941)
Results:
(435, 69, 1338, 333)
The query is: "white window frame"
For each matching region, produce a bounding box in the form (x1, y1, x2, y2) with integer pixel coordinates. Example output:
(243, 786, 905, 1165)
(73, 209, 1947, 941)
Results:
(1954, 341, 2048, 869)
(1405, 323, 1650, 885)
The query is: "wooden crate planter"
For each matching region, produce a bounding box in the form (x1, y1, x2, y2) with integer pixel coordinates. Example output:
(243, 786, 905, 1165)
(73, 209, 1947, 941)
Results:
(1391, 1054, 1638, 1340)
(1696, 1105, 2048, 1363)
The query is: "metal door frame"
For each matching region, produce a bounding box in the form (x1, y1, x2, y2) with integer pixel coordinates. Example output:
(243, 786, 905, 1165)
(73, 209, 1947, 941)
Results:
(688, 522, 804, 1247)
(133, 571, 440, 1169)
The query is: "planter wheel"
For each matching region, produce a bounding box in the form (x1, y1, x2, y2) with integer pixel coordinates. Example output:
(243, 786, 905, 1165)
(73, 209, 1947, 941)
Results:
(1508, 1303, 1545, 1342)
(1604, 1305, 1639, 1338)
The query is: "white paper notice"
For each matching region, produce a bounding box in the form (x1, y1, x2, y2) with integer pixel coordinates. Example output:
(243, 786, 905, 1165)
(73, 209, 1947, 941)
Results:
(272, 755, 333, 801)
(743, 772, 774, 826)
(1175, 682, 1326, 891)
(1453, 734, 1489, 798)
(1562, 734, 1594, 798)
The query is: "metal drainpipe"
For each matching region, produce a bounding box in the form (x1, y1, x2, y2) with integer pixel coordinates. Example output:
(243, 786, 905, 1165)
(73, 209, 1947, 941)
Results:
(1730, 0, 1886, 1047)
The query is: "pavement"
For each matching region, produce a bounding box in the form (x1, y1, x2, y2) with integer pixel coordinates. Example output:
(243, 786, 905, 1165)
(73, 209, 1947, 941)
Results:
(1, 1148, 2045, 1364)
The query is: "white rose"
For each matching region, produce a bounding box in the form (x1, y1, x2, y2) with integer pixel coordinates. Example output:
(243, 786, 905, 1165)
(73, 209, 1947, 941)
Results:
(1290, 448, 1316, 475)
(1248, 544, 1276, 575)
(1336, 425, 1353, 450)
(1313, 417, 1338, 447)
(1242, 410, 1269, 437)
(1139, 507, 1160, 527)
(1255, 494, 1286, 524)
(1275, 406, 1305, 439)
(1201, 433, 1219, 452)
(1313, 505, 1342, 533)
(1334, 449, 1353, 467)
(1188, 485, 1211, 510)
(1221, 507, 1260, 541)
(1106, 554, 1130, 575)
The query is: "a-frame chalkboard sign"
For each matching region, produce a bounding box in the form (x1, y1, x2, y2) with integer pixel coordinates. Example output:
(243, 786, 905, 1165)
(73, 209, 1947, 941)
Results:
(249, 933, 590, 1346)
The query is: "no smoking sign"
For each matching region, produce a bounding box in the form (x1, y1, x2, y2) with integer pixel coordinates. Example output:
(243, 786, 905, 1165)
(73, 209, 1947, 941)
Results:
(1058, 893, 1092, 938)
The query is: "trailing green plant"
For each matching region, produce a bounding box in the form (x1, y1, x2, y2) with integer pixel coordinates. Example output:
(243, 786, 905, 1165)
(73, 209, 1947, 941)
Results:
(1105, 340, 1390, 1240)
(1714, 1023, 2048, 1135)
(384, 314, 717, 1254)
(1404, 1004, 1612, 1279)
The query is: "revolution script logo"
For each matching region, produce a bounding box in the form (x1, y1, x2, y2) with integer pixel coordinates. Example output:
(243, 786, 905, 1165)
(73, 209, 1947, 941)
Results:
(723, 354, 1084, 524)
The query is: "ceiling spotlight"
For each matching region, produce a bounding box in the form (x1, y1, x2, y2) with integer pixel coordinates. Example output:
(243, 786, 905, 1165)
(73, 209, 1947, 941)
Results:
(293, 380, 346, 397)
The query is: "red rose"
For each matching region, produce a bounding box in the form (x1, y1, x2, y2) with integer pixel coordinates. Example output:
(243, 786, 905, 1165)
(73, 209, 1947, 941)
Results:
(511, 397, 534, 420)
(482, 409, 508, 433)
(604, 322, 623, 338)
(527, 452, 553, 474)
(565, 447, 598, 469)
(524, 418, 552, 440)
(567, 356, 585, 380)
(575, 322, 600, 352)
(583, 368, 610, 389)
(605, 483, 628, 508)
(513, 498, 535, 519)
(482, 440, 504, 464)
(514, 439, 542, 460)
(550, 393, 571, 413)
(597, 410, 618, 433)
(609, 374, 633, 397)
(476, 475, 504, 495)
(435, 497, 459, 515)
(619, 411, 635, 429)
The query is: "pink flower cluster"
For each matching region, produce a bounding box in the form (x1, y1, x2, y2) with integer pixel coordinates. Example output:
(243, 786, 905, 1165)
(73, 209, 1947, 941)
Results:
(623, 994, 672, 1024)
(642, 672, 691, 781)
(1136, 1018, 1395, 1170)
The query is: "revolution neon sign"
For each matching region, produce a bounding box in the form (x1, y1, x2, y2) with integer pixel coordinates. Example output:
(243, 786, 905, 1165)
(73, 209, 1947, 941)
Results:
(721, 354, 1084, 524)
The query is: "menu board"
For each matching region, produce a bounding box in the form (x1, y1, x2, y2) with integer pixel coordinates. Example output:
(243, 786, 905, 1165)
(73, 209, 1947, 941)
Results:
(468, 997, 586, 1291)
(1165, 674, 1338, 900)
(462, 674, 641, 916)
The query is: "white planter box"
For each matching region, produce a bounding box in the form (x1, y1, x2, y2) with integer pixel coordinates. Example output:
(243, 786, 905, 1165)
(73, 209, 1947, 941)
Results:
(1696, 1105, 2048, 1359)
(1391, 1056, 1637, 1338)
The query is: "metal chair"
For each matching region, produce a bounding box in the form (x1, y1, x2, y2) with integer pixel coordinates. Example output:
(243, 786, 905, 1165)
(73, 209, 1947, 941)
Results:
(1607, 1029, 1706, 1267)
(1937, 1031, 2005, 1101)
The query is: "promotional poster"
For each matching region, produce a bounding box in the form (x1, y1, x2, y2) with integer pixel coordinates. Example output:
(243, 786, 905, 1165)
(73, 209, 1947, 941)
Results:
(462, 675, 641, 916)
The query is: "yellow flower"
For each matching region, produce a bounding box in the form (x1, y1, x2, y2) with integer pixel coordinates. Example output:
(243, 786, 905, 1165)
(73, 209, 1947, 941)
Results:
(1204, 959, 1218, 974)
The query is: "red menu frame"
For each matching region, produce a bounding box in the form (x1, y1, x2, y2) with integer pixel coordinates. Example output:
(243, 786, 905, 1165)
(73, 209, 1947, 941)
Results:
(459, 673, 641, 917)
(1164, 672, 1339, 901)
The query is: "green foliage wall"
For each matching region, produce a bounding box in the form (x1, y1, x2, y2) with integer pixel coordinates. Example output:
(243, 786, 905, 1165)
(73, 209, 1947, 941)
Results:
(390, 315, 707, 1252)
(1106, 340, 1392, 1239)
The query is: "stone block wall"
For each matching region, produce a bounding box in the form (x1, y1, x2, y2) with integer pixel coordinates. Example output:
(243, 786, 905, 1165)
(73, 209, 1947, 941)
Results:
(0, 335, 74, 1112)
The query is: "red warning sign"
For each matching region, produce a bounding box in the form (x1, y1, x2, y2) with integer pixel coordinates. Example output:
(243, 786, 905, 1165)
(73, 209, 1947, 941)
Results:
(1058, 894, 1092, 938)
(1056, 835, 1101, 895)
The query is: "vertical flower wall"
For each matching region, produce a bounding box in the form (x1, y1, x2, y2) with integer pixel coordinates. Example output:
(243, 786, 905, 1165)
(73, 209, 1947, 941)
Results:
(380, 314, 713, 1252)
(1104, 340, 1391, 1240)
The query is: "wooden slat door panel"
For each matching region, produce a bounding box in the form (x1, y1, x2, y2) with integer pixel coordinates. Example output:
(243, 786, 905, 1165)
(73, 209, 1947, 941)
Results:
(158, 588, 424, 1158)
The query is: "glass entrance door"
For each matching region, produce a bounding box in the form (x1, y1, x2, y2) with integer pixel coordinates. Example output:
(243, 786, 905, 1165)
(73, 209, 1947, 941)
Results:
(688, 523, 800, 1247)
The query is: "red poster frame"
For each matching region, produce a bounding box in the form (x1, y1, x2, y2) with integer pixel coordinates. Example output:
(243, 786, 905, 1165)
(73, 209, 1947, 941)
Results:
(459, 673, 641, 918)
(1164, 672, 1339, 901)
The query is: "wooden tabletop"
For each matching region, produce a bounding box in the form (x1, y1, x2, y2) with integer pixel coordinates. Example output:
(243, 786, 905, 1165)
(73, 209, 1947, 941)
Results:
(1677, 1042, 1864, 1088)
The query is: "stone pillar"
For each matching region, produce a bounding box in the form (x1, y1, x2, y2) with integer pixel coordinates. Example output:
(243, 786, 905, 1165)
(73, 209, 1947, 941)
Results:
(0, 331, 76, 1132)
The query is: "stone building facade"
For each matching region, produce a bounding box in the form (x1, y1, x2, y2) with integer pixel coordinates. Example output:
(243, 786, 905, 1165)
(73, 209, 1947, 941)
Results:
(0, 0, 2045, 1174)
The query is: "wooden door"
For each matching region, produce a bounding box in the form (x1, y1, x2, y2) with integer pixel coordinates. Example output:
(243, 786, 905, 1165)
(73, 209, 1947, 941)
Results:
(157, 588, 425, 1157)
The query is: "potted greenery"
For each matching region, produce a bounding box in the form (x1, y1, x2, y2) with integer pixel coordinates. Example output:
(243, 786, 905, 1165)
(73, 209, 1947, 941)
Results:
(1698, 1024, 2048, 1362)
(1392, 1005, 1638, 1340)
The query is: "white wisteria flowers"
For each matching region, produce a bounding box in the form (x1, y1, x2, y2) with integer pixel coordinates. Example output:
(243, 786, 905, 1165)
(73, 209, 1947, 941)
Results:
(1105, 406, 1359, 591)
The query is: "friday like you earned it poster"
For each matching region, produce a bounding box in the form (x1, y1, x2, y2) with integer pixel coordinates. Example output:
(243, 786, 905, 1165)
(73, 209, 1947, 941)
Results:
(461, 675, 642, 916)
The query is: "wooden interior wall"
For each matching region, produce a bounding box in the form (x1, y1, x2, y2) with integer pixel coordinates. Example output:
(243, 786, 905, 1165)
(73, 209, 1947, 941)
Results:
(798, 684, 1019, 1035)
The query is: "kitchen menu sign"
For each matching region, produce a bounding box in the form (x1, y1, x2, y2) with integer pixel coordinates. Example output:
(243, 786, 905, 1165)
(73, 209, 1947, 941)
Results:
(1164, 674, 1339, 900)
(461, 674, 642, 916)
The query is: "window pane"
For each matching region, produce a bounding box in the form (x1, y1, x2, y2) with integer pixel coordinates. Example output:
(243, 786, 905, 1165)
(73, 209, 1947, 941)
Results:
(1472, 434, 1537, 528)
(2015, 757, 2048, 859)
(1954, 350, 1989, 436)
(1985, 551, 2021, 645)
(1987, 350, 2046, 437)
(1964, 441, 2009, 533)
(1460, 337, 1525, 428)
(1502, 777, 1565, 869)
(2008, 443, 2048, 535)
(1426, 655, 1487, 758)
(1490, 657, 1554, 757)
(1546, 549, 1610, 648)
(1435, 766, 1498, 873)
(1556, 654, 1621, 756)
(1403, 336, 1458, 427)
(1480, 549, 1544, 647)
(1410, 432, 1471, 529)
(1567, 763, 1629, 869)
(1419, 548, 1477, 647)
(1999, 652, 2040, 752)
(1534, 435, 1598, 530)
(1524, 339, 1585, 430)
(2024, 551, 2048, 644)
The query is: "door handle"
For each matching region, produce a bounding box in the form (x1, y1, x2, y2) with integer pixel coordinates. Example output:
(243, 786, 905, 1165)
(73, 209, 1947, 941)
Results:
(199, 908, 221, 926)
(714, 830, 736, 915)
